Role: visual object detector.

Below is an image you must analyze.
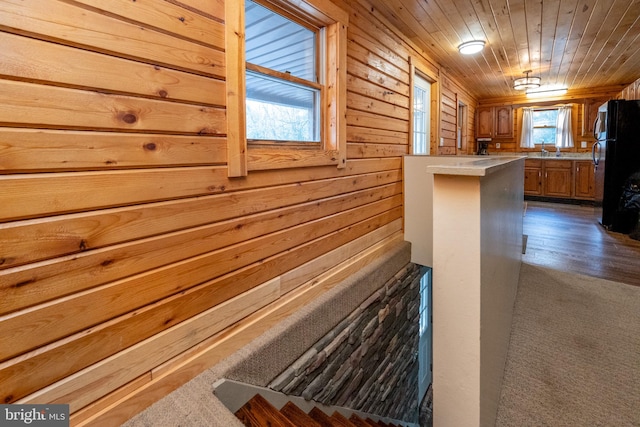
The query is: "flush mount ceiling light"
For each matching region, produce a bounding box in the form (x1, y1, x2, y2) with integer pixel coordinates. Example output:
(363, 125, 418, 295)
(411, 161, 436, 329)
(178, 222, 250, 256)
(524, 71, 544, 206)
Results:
(458, 40, 485, 55)
(526, 86, 568, 98)
(513, 70, 541, 90)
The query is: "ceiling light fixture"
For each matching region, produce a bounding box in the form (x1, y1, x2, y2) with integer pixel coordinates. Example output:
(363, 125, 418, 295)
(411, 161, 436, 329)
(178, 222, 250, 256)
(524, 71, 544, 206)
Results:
(513, 70, 541, 90)
(526, 87, 568, 98)
(458, 40, 485, 55)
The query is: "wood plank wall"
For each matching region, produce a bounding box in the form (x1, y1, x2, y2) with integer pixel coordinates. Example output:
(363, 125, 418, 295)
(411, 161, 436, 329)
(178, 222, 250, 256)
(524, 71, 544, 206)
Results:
(621, 77, 640, 99)
(0, 0, 474, 425)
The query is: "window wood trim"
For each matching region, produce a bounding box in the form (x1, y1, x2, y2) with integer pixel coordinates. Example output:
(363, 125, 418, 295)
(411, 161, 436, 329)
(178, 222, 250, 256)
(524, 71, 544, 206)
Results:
(225, 0, 247, 177)
(226, 0, 347, 176)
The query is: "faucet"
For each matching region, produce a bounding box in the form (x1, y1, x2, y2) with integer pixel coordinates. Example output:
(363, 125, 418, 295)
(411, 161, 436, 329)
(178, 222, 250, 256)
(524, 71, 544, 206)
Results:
(541, 140, 548, 156)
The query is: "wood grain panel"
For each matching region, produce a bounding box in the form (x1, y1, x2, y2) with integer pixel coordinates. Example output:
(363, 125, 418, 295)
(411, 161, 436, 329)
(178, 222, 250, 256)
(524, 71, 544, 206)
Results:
(0, 167, 230, 222)
(0, 128, 226, 173)
(346, 126, 408, 145)
(175, 0, 224, 21)
(347, 22, 411, 74)
(0, 32, 225, 106)
(1, 152, 395, 224)
(4, 210, 402, 406)
(0, 199, 402, 361)
(346, 58, 410, 98)
(346, 110, 409, 133)
(346, 74, 410, 109)
(348, 37, 409, 84)
(346, 143, 408, 158)
(0, 80, 224, 135)
(0, 170, 401, 270)
(0, 187, 402, 314)
(47, 231, 404, 425)
(69, 374, 152, 426)
(69, 0, 225, 49)
(347, 92, 409, 121)
(0, 0, 225, 78)
(18, 276, 282, 411)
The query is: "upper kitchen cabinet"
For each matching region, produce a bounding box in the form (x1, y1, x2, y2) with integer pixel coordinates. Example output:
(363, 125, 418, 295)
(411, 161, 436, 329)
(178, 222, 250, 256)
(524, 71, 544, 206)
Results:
(582, 98, 609, 137)
(476, 106, 513, 138)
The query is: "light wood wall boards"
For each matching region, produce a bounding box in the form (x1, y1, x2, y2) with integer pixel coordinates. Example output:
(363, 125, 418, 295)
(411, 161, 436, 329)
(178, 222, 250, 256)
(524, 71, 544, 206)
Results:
(0, 0, 475, 424)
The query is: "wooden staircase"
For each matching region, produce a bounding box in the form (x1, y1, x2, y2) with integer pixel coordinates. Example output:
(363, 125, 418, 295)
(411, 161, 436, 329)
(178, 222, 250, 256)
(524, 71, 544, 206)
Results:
(235, 394, 405, 427)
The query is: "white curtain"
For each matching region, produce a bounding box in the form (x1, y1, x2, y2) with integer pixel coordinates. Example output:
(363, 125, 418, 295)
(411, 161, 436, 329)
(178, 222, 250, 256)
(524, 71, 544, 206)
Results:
(520, 107, 534, 148)
(555, 105, 574, 148)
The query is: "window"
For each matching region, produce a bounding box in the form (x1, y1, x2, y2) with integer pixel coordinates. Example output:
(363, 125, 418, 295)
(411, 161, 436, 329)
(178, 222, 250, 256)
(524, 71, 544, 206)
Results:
(531, 108, 559, 145)
(520, 105, 574, 149)
(418, 268, 432, 401)
(245, 0, 320, 142)
(225, 0, 348, 176)
(412, 73, 431, 155)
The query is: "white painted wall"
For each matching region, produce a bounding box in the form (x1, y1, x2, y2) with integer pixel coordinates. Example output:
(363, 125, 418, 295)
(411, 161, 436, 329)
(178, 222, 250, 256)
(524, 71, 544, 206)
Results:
(404, 155, 524, 427)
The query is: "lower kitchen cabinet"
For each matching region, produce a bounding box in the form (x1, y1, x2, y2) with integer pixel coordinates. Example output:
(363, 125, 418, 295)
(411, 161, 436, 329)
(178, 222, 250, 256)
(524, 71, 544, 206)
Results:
(543, 160, 573, 198)
(574, 160, 595, 199)
(524, 158, 595, 201)
(524, 159, 542, 195)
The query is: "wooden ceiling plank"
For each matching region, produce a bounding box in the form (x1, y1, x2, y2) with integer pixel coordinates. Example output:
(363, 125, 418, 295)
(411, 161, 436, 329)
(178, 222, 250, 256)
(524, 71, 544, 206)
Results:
(359, 0, 640, 99)
(538, 0, 561, 82)
(554, 0, 598, 88)
(565, 0, 617, 89)
(582, 2, 640, 88)
(524, 0, 543, 78)
(463, 0, 513, 93)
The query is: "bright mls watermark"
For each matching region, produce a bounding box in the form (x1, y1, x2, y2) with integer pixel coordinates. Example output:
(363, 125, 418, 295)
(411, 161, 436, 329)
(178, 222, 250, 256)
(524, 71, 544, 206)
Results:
(1, 405, 69, 426)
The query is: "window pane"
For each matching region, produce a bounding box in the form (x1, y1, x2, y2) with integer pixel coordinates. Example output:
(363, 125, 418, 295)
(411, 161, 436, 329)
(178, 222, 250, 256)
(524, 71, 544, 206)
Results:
(532, 109, 558, 127)
(413, 86, 428, 154)
(245, 0, 316, 82)
(532, 128, 556, 145)
(246, 71, 319, 141)
(532, 109, 558, 145)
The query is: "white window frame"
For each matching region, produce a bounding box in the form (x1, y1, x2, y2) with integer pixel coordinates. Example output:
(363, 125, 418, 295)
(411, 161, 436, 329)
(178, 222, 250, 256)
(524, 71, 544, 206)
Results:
(412, 74, 431, 155)
(531, 107, 559, 146)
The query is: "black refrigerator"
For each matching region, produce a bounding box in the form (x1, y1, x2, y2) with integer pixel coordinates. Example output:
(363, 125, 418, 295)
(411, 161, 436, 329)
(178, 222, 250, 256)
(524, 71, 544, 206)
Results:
(592, 99, 640, 232)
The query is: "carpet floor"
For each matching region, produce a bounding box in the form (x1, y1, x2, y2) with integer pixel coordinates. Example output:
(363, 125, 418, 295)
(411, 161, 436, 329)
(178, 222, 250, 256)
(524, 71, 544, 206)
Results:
(495, 263, 640, 426)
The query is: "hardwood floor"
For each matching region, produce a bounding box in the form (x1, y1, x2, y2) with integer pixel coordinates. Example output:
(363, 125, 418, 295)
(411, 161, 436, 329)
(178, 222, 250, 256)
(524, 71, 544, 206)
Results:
(522, 201, 640, 287)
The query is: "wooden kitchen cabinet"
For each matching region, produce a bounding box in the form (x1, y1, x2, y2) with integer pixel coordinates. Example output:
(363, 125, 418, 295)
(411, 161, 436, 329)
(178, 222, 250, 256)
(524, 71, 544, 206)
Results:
(574, 160, 595, 199)
(524, 159, 542, 195)
(475, 106, 513, 138)
(494, 106, 513, 138)
(476, 106, 493, 138)
(524, 158, 595, 200)
(544, 160, 573, 197)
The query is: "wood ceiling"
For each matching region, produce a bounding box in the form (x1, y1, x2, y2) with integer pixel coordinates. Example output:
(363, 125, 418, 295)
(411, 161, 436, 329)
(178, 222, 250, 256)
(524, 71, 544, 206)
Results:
(365, 0, 640, 100)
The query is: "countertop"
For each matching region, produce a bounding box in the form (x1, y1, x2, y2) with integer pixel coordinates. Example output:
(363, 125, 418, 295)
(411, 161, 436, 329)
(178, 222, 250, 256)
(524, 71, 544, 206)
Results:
(488, 152, 592, 159)
(423, 155, 525, 177)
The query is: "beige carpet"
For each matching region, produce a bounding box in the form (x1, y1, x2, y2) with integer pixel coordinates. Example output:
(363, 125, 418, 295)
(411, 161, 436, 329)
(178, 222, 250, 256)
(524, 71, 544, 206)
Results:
(495, 263, 640, 427)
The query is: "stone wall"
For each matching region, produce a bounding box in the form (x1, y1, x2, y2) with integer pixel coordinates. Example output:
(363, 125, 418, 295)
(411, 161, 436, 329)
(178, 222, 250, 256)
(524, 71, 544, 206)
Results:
(267, 263, 424, 423)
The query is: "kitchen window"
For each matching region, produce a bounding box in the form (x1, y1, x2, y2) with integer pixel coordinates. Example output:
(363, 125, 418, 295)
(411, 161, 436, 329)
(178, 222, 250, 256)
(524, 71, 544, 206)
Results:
(520, 105, 574, 149)
(532, 108, 559, 146)
(225, 0, 348, 176)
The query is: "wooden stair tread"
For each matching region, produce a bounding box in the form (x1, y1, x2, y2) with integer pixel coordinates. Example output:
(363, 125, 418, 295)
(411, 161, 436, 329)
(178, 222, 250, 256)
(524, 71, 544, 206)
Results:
(280, 401, 323, 427)
(308, 407, 337, 427)
(349, 414, 377, 427)
(366, 418, 387, 427)
(234, 394, 296, 427)
(331, 411, 359, 427)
